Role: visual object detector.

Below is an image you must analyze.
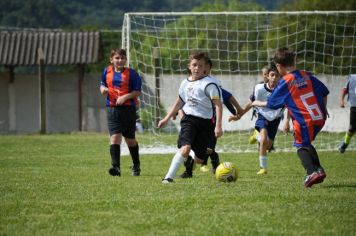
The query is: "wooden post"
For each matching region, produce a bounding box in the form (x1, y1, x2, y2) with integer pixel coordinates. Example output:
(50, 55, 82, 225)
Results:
(38, 48, 46, 134)
(7, 66, 16, 132)
(78, 64, 85, 131)
(153, 48, 161, 128)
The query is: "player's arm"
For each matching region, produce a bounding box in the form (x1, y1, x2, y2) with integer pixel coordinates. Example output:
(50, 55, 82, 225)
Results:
(240, 85, 257, 115)
(251, 100, 267, 107)
(100, 85, 108, 95)
(227, 96, 244, 122)
(323, 96, 329, 118)
(100, 69, 109, 95)
(212, 98, 223, 138)
(158, 97, 183, 128)
(207, 83, 223, 137)
(283, 111, 291, 135)
(229, 96, 244, 116)
(339, 87, 348, 108)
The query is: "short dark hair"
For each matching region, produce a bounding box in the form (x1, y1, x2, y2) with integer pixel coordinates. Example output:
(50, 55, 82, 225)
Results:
(110, 48, 127, 58)
(269, 61, 278, 72)
(189, 51, 210, 64)
(274, 47, 295, 67)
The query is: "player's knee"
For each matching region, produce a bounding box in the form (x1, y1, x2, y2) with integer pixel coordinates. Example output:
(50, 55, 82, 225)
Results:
(125, 138, 138, 147)
(180, 145, 191, 157)
(110, 134, 122, 144)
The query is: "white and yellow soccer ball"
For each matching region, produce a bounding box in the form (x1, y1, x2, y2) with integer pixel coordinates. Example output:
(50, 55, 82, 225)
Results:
(215, 162, 238, 182)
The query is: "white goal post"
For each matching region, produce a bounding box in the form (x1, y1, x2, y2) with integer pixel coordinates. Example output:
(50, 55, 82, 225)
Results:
(121, 11, 356, 153)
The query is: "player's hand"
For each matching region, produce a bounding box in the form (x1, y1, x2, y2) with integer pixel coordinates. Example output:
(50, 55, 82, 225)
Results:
(339, 100, 345, 108)
(100, 86, 108, 95)
(215, 126, 223, 138)
(158, 118, 169, 128)
(228, 115, 240, 122)
(283, 121, 290, 135)
(116, 97, 126, 105)
(251, 101, 258, 107)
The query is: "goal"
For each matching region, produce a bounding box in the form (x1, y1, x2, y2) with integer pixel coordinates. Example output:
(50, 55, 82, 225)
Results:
(121, 11, 356, 153)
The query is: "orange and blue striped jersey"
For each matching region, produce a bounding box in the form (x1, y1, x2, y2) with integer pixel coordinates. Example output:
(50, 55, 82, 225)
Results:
(100, 65, 141, 107)
(267, 70, 329, 147)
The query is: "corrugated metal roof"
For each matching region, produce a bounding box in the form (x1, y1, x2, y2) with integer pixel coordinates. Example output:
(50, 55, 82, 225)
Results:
(0, 30, 102, 66)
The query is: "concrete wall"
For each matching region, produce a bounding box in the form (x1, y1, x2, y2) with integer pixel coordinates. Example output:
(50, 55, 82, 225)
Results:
(0, 71, 350, 134)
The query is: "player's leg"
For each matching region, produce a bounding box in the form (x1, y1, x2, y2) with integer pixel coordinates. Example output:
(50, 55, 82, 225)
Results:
(294, 123, 325, 187)
(109, 133, 122, 176)
(123, 106, 141, 176)
(308, 145, 326, 182)
(339, 107, 356, 153)
(258, 117, 280, 174)
(257, 128, 269, 175)
(179, 116, 213, 178)
(254, 116, 269, 175)
(106, 107, 123, 176)
(162, 115, 195, 182)
(125, 137, 140, 176)
(162, 145, 191, 183)
(208, 150, 220, 174)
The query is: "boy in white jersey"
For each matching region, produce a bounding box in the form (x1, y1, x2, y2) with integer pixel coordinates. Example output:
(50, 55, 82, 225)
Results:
(339, 74, 356, 153)
(248, 66, 283, 175)
(158, 51, 223, 183)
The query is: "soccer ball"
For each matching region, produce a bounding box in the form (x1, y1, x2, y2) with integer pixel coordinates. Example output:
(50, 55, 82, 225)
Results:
(215, 162, 238, 182)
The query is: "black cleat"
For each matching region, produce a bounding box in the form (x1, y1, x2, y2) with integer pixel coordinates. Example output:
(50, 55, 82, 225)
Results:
(162, 178, 174, 183)
(132, 164, 141, 176)
(109, 166, 121, 176)
(338, 142, 348, 154)
(179, 171, 192, 178)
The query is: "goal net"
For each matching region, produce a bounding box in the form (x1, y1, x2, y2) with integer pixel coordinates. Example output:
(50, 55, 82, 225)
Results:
(122, 11, 356, 153)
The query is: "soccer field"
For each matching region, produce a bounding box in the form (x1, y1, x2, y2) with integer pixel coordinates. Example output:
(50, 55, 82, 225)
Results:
(1, 133, 356, 235)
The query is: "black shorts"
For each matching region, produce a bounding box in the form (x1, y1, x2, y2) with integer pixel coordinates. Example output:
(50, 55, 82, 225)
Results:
(349, 106, 356, 133)
(107, 106, 136, 138)
(178, 115, 215, 160)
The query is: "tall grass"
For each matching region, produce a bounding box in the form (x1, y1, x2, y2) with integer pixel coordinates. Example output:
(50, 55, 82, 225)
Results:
(1, 134, 355, 235)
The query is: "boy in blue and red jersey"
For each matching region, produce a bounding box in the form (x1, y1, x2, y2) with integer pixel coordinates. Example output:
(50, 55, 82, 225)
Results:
(100, 48, 142, 177)
(252, 47, 329, 188)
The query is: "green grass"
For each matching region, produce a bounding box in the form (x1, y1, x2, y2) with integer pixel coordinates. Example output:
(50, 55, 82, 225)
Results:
(1, 133, 356, 235)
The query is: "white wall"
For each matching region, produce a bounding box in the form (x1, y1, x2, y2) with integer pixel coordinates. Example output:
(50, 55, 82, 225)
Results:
(0, 71, 350, 134)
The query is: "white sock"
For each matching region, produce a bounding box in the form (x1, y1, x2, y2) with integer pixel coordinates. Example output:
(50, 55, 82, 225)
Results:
(164, 151, 185, 180)
(259, 155, 267, 169)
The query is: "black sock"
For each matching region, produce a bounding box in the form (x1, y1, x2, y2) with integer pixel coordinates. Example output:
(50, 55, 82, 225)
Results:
(110, 144, 120, 168)
(129, 144, 140, 166)
(297, 147, 317, 175)
(309, 145, 322, 170)
(184, 155, 194, 174)
(210, 151, 220, 170)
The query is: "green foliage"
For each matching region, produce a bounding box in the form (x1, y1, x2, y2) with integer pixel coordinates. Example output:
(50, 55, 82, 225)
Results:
(1, 134, 356, 235)
(263, 12, 356, 74)
(130, 0, 267, 74)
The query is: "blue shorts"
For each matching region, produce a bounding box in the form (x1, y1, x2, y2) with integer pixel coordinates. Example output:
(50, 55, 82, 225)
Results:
(255, 115, 281, 141)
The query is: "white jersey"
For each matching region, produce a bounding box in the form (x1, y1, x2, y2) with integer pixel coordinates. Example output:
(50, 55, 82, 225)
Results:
(345, 74, 356, 107)
(179, 76, 222, 119)
(253, 83, 284, 121)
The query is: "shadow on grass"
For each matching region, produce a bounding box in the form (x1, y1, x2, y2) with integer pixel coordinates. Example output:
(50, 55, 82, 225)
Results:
(323, 183, 356, 188)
